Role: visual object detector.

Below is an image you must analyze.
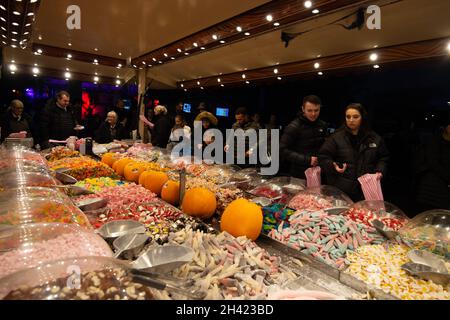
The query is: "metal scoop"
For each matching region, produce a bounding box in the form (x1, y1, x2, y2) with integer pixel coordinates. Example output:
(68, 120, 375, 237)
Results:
(324, 206, 350, 215)
(132, 245, 194, 274)
(401, 262, 450, 286)
(113, 233, 149, 259)
(372, 219, 399, 240)
(130, 271, 206, 299)
(74, 197, 108, 211)
(49, 185, 94, 196)
(96, 220, 147, 243)
(408, 250, 448, 274)
(54, 171, 78, 184)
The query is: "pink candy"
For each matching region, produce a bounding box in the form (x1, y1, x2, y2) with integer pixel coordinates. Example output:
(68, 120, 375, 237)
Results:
(288, 194, 334, 211)
(0, 232, 112, 279)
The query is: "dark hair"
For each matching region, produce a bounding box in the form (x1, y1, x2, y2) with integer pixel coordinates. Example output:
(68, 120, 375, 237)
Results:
(345, 103, 370, 133)
(198, 102, 207, 111)
(56, 91, 70, 99)
(235, 107, 249, 116)
(303, 95, 322, 106)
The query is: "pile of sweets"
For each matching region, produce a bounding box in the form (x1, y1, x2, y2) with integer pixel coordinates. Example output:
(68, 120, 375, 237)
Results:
(74, 177, 129, 193)
(266, 210, 385, 268)
(345, 207, 408, 231)
(49, 156, 117, 181)
(345, 244, 450, 300)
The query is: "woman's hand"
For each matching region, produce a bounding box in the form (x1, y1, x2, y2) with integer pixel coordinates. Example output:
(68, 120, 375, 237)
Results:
(375, 172, 383, 180)
(333, 162, 347, 174)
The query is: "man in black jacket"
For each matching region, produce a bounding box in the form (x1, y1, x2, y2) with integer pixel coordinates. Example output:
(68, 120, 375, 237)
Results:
(280, 95, 328, 178)
(39, 91, 77, 149)
(0, 100, 35, 143)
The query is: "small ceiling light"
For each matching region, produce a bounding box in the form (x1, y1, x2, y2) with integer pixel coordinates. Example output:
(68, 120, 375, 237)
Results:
(116, 75, 120, 78)
(177, 48, 182, 53)
(184, 88, 187, 92)
(95, 72, 98, 75)
(220, 84, 224, 87)
(447, 42, 450, 53)
(220, 40, 225, 44)
(170, 57, 175, 60)
(197, 81, 200, 85)
(116, 79, 121, 85)
(34, 63, 37, 66)
(212, 34, 218, 40)
(117, 63, 122, 68)
(193, 42, 198, 47)
(200, 47, 205, 50)
(245, 80, 250, 84)
(217, 78, 221, 83)
(184, 52, 189, 55)
(32, 67, 39, 74)
(158, 61, 162, 64)
(118, 52, 122, 56)
(200, 87, 204, 90)
(23, 32, 29, 35)
(66, 68, 70, 71)
(27, 12, 34, 16)
(12, 22, 19, 26)
(373, 45, 378, 48)
(273, 68, 278, 74)
(152, 58, 157, 62)
(244, 32, 250, 36)
(266, 14, 273, 22)
(277, 76, 282, 80)
(304, 1, 313, 8)
(314, 62, 320, 69)
(38, 35, 42, 40)
(0, 5, 5, 10)
(0, 17, 6, 22)
(93, 59, 98, 64)
(11, 44, 17, 48)
(163, 53, 168, 57)
(94, 76, 99, 82)
(9, 64, 17, 72)
(25, 23, 31, 27)
(142, 61, 146, 65)
(373, 64, 380, 69)
(312, 9, 320, 14)
(318, 71, 323, 76)
(180, 84, 184, 88)
(67, 54, 72, 59)
(65, 72, 71, 78)
(273, 22, 280, 27)
(68, 42, 72, 46)
(236, 26, 242, 32)
(370, 53, 378, 61)
(94, 48, 98, 51)
(13, 11, 21, 15)
(1, 27, 5, 31)
(242, 74, 246, 79)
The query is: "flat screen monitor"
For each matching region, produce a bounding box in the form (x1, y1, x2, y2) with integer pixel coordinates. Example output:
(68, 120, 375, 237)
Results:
(183, 103, 192, 113)
(122, 99, 132, 110)
(216, 107, 229, 117)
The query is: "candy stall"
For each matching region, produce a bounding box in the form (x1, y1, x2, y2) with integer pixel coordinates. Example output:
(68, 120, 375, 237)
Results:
(0, 144, 448, 300)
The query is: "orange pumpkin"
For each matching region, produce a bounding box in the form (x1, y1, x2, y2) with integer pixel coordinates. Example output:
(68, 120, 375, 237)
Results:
(220, 198, 263, 241)
(182, 187, 217, 219)
(138, 170, 151, 186)
(112, 158, 133, 176)
(101, 153, 121, 167)
(143, 170, 169, 196)
(161, 180, 180, 206)
(124, 161, 147, 183)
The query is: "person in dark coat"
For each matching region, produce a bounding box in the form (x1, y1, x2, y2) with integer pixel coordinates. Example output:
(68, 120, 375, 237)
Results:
(151, 105, 172, 148)
(113, 99, 131, 137)
(0, 100, 35, 143)
(280, 95, 328, 178)
(39, 91, 78, 149)
(95, 111, 126, 144)
(416, 117, 450, 210)
(318, 103, 389, 201)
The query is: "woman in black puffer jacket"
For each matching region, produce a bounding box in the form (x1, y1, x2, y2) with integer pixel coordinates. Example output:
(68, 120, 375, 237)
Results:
(318, 103, 389, 201)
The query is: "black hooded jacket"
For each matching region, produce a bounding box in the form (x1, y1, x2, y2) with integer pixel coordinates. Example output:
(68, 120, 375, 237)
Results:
(318, 127, 389, 201)
(280, 112, 328, 178)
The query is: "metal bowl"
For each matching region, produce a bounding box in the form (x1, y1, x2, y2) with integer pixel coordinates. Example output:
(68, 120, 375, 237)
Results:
(113, 233, 149, 260)
(96, 220, 146, 244)
(132, 245, 194, 274)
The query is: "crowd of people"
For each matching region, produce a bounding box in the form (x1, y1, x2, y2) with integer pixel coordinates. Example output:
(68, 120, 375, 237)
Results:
(1, 91, 449, 211)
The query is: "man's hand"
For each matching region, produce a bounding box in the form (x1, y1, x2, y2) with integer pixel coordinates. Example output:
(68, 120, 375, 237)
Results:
(375, 172, 383, 180)
(310, 156, 319, 167)
(333, 162, 348, 174)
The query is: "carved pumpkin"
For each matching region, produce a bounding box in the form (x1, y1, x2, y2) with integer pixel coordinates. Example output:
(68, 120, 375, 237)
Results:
(112, 157, 134, 176)
(124, 161, 147, 183)
(161, 180, 180, 206)
(101, 153, 121, 167)
(220, 198, 263, 241)
(143, 170, 169, 196)
(182, 187, 217, 219)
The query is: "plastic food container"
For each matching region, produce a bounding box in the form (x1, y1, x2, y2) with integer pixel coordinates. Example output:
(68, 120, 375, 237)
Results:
(0, 222, 112, 279)
(398, 209, 450, 259)
(288, 185, 353, 211)
(249, 183, 283, 199)
(0, 196, 92, 228)
(0, 172, 58, 189)
(345, 200, 409, 231)
(0, 257, 158, 300)
(229, 168, 267, 191)
(0, 187, 69, 203)
(267, 176, 307, 194)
